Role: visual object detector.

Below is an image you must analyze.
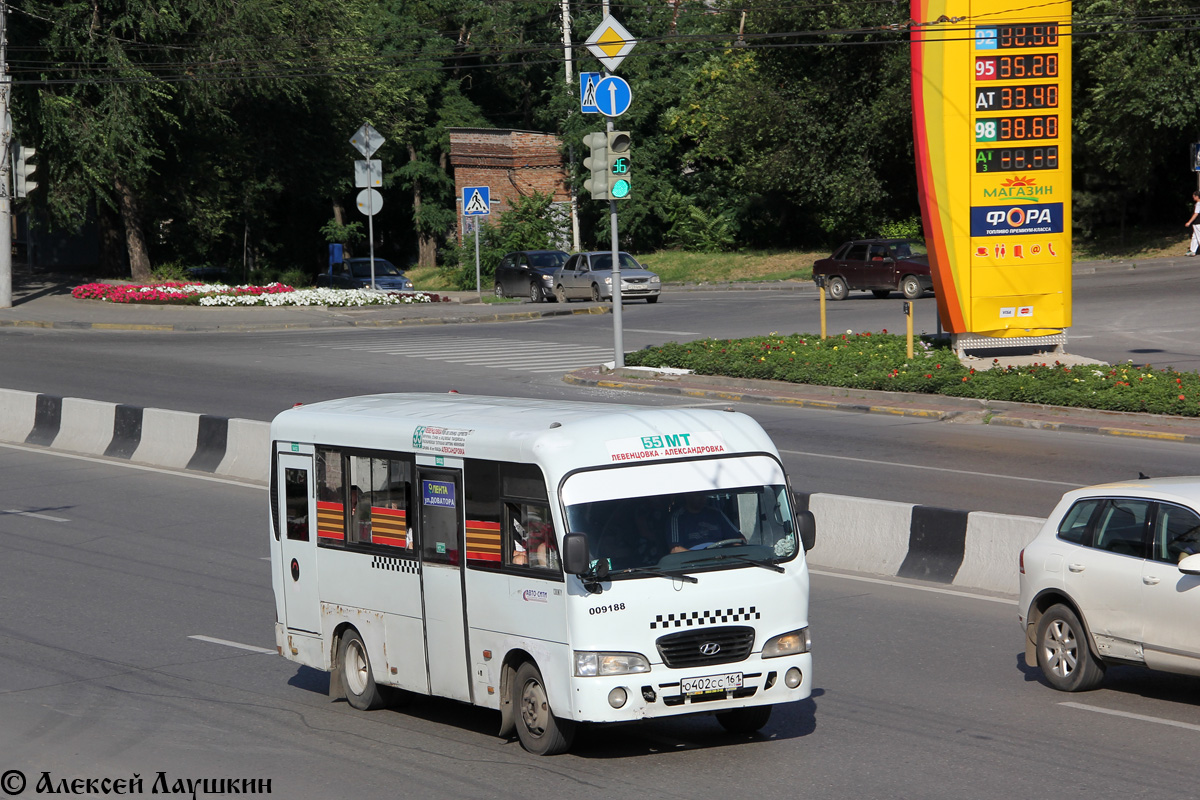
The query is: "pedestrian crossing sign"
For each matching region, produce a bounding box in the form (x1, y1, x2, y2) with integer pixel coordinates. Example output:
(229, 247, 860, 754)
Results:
(580, 72, 601, 114)
(462, 186, 490, 216)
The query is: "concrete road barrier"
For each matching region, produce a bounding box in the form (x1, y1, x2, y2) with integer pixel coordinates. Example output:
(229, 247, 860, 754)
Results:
(1, 390, 270, 485)
(800, 491, 1043, 596)
(217, 418, 270, 482)
(0, 388, 38, 443)
(0, 389, 1046, 595)
(54, 397, 118, 455)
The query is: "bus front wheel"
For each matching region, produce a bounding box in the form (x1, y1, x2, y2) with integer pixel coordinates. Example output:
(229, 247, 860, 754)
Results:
(338, 629, 386, 711)
(513, 661, 575, 755)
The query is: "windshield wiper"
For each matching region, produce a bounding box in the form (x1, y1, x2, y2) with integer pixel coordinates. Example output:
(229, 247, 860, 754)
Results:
(702, 553, 785, 573)
(598, 565, 699, 584)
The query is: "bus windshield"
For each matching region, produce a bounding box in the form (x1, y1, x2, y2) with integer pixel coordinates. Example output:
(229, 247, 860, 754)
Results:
(565, 483, 798, 576)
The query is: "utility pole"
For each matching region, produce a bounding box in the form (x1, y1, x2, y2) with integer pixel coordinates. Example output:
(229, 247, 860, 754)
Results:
(561, 0, 581, 251)
(0, 0, 11, 310)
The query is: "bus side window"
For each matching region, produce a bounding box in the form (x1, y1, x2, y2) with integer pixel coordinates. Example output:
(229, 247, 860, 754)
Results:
(284, 468, 309, 541)
(507, 501, 559, 570)
(499, 462, 556, 571)
(465, 459, 502, 564)
(315, 447, 346, 545)
(345, 455, 415, 549)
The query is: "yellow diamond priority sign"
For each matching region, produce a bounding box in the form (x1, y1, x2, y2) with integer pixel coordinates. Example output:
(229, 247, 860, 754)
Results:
(585, 15, 636, 72)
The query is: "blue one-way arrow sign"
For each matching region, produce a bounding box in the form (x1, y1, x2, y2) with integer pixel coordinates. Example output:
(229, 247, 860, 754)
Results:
(594, 75, 632, 118)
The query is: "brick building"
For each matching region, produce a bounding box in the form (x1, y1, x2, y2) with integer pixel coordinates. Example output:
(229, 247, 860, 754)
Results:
(447, 128, 573, 247)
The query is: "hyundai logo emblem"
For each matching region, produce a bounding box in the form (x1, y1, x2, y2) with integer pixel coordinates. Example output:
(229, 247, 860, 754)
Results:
(699, 642, 721, 656)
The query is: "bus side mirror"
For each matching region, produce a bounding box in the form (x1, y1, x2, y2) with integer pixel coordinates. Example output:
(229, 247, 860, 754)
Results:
(795, 510, 816, 552)
(562, 533, 590, 575)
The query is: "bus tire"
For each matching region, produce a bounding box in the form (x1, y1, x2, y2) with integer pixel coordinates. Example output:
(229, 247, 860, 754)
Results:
(338, 629, 386, 711)
(716, 705, 772, 735)
(513, 661, 575, 755)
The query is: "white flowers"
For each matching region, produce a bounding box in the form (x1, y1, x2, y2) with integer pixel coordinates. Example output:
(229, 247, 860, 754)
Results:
(199, 288, 438, 307)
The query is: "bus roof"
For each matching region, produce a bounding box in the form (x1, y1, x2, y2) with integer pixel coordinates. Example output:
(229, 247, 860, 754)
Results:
(270, 393, 781, 478)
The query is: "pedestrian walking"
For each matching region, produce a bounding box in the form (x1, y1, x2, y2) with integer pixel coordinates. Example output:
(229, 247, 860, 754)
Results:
(1187, 191, 1200, 256)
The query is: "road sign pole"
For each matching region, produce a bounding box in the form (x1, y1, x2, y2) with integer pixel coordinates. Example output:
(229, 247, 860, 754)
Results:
(474, 219, 481, 301)
(368, 190, 376, 290)
(607, 115, 624, 368)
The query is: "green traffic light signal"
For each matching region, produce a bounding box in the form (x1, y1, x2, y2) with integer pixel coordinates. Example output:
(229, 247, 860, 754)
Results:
(605, 131, 631, 200)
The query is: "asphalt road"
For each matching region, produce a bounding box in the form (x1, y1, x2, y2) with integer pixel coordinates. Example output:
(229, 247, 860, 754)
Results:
(2, 446, 1197, 800)
(2, 263, 1200, 517)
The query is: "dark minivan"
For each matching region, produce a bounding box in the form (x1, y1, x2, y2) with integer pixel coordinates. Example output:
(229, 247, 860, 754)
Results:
(494, 250, 569, 303)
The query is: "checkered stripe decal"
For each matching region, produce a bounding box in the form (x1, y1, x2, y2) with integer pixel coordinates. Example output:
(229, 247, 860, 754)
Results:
(371, 555, 419, 574)
(650, 607, 760, 629)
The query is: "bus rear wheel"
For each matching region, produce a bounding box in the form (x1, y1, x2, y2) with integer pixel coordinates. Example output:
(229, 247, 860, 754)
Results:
(514, 661, 575, 755)
(716, 705, 772, 735)
(339, 629, 386, 711)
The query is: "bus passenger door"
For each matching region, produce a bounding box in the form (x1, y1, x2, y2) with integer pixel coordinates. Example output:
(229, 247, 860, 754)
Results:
(278, 452, 321, 634)
(416, 466, 473, 703)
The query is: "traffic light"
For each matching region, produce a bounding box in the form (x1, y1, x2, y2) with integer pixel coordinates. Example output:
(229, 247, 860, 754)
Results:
(606, 131, 631, 200)
(581, 132, 608, 201)
(14, 145, 38, 198)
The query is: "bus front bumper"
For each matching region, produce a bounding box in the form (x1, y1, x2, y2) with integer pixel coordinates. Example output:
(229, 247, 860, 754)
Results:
(567, 653, 812, 723)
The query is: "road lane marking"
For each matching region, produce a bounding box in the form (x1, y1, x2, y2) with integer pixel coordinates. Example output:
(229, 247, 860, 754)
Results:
(809, 569, 1017, 605)
(779, 448, 1085, 488)
(2, 509, 70, 522)
(625, 329, 701, 336)
(1060, 702, 1200, 732)
(188, 635, 275, 654)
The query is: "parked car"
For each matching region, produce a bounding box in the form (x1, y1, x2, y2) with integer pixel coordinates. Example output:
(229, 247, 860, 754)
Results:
(493, 250, 569, 303)
(812, 239, 932, 301)
(553, 251, 661, 303)
(1019, 476, 1200, 692)
(316, 257, 413, 291)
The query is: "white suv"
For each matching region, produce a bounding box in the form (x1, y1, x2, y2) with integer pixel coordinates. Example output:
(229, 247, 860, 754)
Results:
(1019, 477, 1200, 691)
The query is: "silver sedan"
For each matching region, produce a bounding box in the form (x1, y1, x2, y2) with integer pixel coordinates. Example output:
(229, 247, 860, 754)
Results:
(553, 251, 661, 303)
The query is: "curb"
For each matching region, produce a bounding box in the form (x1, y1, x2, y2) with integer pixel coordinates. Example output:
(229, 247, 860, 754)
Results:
(985, 414, 1200, 444)
(0, 303, 610, 333)
(565, 371, 966, 421)
(564, 368, 1200, 445)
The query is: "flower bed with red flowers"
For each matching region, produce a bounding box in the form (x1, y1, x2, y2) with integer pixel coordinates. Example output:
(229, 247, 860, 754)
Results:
(626, 331, 1200, 417)
(71, 282, 448, 306)
(72, 282, 295, 304)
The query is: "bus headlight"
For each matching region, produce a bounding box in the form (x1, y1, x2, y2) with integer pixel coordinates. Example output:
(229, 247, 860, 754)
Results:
(762, 628, 811, 659)
(574, 651, 651, 677)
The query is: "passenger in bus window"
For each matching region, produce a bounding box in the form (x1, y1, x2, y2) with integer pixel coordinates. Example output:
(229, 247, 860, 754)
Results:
(350, 485, 372, 542)
(511, 505, 557, 568)
(669, 492, 743, 552)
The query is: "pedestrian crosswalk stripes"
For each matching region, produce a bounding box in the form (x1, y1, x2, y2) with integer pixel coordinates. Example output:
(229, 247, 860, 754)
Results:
(295, 335, 613, 373)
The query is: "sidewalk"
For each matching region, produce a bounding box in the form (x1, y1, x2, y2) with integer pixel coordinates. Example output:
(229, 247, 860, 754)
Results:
(564, 365, 1200, 446)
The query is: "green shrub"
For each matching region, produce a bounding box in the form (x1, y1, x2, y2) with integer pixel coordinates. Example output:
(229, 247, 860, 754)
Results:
(150, 262, 191, 282)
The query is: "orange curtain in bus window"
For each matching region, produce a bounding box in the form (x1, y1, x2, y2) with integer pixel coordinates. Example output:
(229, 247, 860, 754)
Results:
(317, 501, 345, 542)
(371, 507, 409, 547)
(466, 519, 502, 562)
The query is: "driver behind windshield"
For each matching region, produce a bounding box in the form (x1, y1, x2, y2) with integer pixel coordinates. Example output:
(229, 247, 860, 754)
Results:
(669, 492, 744, 553)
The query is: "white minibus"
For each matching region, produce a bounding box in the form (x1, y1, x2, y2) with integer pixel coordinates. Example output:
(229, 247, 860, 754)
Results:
(269, 393, 815, 754)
